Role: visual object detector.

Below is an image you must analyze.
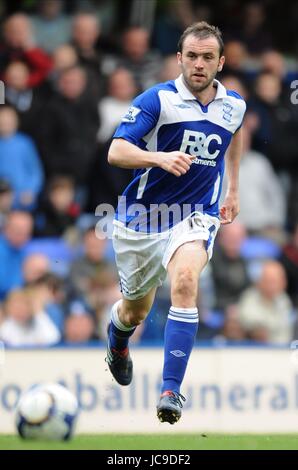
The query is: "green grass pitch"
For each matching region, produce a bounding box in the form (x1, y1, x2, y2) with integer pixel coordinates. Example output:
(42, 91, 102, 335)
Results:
(1, 434, 298, 450)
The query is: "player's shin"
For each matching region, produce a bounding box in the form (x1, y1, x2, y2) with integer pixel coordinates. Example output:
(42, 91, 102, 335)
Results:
(161, 307, 199, 393)
(108, 300, 136, 351)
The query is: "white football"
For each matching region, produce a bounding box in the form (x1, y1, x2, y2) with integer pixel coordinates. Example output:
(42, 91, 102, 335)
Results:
(15, 383, 79, 440)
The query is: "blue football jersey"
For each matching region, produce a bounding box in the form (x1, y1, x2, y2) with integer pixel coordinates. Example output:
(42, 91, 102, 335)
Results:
(113, 74, 246, 232)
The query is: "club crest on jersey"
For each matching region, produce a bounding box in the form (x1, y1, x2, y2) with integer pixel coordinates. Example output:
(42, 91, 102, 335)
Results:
(223, 102, 233, 122)
(122, 106, 141, 123)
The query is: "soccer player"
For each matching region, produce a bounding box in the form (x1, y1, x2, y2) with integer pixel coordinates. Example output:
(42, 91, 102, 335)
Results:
(106, 21, 246, 424)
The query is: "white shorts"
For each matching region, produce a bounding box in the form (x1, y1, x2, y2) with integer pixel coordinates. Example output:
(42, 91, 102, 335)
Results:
(112, 212, 220, 300)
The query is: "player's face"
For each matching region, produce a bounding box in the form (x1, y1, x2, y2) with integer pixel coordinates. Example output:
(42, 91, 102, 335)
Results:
(177, 35, 225, 94)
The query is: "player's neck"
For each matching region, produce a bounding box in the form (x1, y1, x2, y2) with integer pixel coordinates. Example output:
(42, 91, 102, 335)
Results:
(195, 85, 217, 105)
(183, 77, 217, 105)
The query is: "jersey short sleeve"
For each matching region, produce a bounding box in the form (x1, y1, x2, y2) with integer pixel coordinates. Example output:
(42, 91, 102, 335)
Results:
(226, 90, 247, 132)
(235, 99, 246, 132)
(113, 86, 161, 145)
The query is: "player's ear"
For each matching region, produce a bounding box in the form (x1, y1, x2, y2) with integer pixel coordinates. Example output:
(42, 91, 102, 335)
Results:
(177, 52, 182, 65)
(218, 55, 225, 72)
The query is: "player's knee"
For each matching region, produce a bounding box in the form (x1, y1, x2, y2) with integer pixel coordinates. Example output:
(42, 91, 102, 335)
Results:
(171, 268, 198, 300)
(121, 307, 149, 326)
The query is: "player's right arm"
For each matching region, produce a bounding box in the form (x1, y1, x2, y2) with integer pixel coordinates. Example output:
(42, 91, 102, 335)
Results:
(108, 138, 194, 177)
(108, 86, 194, 177)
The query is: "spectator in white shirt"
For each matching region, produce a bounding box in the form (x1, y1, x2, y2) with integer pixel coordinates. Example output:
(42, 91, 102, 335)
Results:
(238, 260, 293, 344)
(97, 68, 137, 144)
(221, 119, 286, 236)
(0, 289, 61, 346)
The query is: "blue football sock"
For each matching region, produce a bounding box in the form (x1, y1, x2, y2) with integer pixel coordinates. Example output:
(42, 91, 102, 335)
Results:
(108, 300, 136, 351)
(162, 306, 199, 394)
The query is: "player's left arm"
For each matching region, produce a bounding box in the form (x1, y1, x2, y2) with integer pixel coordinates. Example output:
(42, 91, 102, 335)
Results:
(220, 127, 243, 225)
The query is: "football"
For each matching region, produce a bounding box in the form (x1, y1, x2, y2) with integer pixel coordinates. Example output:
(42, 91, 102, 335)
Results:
(15, 383, 79, 440)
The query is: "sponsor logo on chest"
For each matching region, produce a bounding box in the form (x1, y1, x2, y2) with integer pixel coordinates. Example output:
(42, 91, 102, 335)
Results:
(180, 130, 222, 167)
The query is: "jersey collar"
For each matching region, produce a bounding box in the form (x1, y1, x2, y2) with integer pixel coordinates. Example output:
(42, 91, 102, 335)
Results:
(175, 74, 226, 101)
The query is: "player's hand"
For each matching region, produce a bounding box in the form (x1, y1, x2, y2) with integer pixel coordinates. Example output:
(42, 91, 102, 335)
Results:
(158, 151, 195, 177)
(219, 192, 239, 224)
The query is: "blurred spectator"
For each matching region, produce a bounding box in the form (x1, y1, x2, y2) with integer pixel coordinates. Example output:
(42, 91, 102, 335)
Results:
(30, 0, 72, 54)
(5, 61, 33, 109)
(4, 61, 47, 140)
(27, 272, 65, 334)
(74, 0, 117, 36)
(152, 0, 198, 56)
(52, 44, 78, 73)
(238, 261, 293, 344)
(0, 211, 33, 299)
(88, 266, 122, 340)
(260, 49, 298, 97)
(237, 2, 272, 55)
(220, 305, 246, 342)
(221, 122, 286, 235)
(280, 223, 298, 308)
(64, 299, 96, 343)
(87, 135, 133, 211)
(71, 12, 105, 99)
(0, 105, 44, 210)
(39, 65, 99, 185)
(250, 72, 298, 169)
(72, 12, 100, 63)
(22, 253, 50, 283)
(159, 54, 181, 82)
(97, 68, 137, 144)
(0, 179, 13, 232)
(0, 13, 53, 87)
(224, 40, 247, 71)
(117, 26, 162, 92)
(68, 226, 108, 298)
(34, 175, 80, 238)
(211, 222, 250, 311)
(24, 236, 74, 279)
(89, 68, 136, 211)
(46, 44, 79, 94)
(249, 71, 298, 223)
(220, 40, 250, 86)
(221, 74, 249, 100)
(260, 50, 286, 82)
(0, 288, 61, 346)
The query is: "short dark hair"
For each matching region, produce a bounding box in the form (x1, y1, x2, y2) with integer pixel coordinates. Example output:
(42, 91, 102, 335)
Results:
(0, 178, 12, 193)
(27, 272, 63, 292)
(48, 175, 75, 192)
(177, 21, 224, 57)
(0, 104, 18, 115)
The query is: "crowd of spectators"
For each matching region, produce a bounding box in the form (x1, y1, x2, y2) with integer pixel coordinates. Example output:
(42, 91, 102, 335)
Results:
(0, 0, 297, 347)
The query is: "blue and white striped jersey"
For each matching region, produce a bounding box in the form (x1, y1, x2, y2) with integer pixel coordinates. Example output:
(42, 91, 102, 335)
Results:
(113, 74, 246, 232)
